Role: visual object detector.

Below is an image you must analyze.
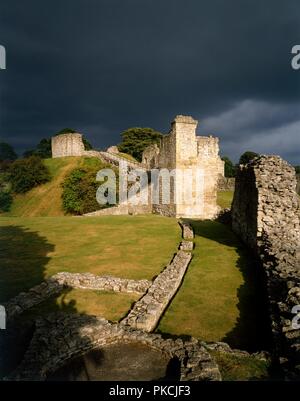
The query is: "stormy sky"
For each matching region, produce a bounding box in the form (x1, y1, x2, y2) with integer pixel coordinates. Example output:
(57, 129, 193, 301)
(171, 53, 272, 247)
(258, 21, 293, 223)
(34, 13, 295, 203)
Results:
(0, 0, 299, 163)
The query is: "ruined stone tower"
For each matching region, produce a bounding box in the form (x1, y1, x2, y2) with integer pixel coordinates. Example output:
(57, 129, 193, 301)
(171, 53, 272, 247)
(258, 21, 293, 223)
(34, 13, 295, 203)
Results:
(51, 133, 85, 158)
(143, 115, 224, 219)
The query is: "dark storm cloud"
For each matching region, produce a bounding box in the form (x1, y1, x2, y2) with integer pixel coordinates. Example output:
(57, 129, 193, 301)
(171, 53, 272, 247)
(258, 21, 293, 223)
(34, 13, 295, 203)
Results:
(0, 0, 299, 162)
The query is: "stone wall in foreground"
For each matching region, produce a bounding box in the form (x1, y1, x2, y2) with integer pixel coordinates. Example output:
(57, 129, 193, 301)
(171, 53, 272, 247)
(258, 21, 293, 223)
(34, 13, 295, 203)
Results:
(232, 155, 300, 377)
(4, 273, 151, 320)
(7, 314, 221, 381)
(120, 222, 194, 332)
(121, 251, 192, 332)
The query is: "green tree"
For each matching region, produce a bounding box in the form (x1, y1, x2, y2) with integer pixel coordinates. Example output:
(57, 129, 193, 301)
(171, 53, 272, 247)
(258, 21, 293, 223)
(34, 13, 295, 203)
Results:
(118, 127, 163, 161)
(0, 142, 17, 161)
(35, 138, 52, 158)
(56, 128, 76, 135)
(24, 138, 52, 159)
(294, 166, 300, 174)
(82, 137, 92, 150)
(239, 151, 259, 165)
(221, 156, 236, 177)
(9, 156, 50, 193)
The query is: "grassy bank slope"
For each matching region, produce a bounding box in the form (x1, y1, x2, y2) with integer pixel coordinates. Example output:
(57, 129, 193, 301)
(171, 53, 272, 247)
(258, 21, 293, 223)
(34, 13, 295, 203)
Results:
(3, 157, 101, 217)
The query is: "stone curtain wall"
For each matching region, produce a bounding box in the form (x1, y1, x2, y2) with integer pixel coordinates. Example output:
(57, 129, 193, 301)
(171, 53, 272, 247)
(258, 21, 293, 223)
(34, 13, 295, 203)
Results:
(232, 155, 300, 377)
(51, 133, 85, 158)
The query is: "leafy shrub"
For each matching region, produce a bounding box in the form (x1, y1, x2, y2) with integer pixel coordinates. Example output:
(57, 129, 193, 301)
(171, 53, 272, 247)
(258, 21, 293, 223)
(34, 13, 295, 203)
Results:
(23, 138, 52, 159)
(9, 156, 51, 193)
(0, 172, 13, 212)
(0, 190, 13, 212)
(0, 142, 17, 161)
(239, 151, 259, 165)
(62, 163, 117, 215)
(221, 156, 236, 177)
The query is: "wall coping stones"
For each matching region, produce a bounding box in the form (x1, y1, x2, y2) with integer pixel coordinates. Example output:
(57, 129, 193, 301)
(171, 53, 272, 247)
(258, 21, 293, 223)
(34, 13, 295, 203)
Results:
(178, 221, 194, 240)
(120, 250, 192, 332)
(179, 240, 194, 251)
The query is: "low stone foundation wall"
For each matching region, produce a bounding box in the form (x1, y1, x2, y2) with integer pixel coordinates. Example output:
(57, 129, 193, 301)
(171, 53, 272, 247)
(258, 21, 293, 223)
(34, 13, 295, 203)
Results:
(5, 273, 151, 320)
(179, 221, 194, 240)
(121, 250, 192, 332)
(54, 272, 151, 293)
(6, 314, 221, 381)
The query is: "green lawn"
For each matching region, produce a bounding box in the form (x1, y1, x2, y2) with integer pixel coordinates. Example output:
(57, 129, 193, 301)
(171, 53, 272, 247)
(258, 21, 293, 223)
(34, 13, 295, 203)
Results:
(19, 289, 140, 323)
(217, 191, 234, 209)
(211, 351, 271, 381)
(0, 215, 181, 303)
(158, 220, 270, 351)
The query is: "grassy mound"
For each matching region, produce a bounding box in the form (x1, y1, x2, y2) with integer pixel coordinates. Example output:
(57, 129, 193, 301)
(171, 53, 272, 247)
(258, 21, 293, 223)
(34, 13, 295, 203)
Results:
(2, 157, 103, 217)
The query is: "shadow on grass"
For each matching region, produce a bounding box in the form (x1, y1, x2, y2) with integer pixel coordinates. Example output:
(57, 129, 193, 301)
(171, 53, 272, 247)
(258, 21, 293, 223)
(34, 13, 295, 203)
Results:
(0, 225, 78, 379)
(0, 225, 181, 381)
(183, 219, 272, 353)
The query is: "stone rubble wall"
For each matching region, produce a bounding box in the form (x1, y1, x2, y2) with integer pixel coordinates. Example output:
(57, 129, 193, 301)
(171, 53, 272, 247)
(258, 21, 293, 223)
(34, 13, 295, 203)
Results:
(6, 313, 221, 381)
(121, 250, 192, 332)
(231, 155, 300, 377)
(179, 240, 194, 251)
(54, 272, 151, 294)
(4, 273, 151, 321)
(179, 220, 194, 240)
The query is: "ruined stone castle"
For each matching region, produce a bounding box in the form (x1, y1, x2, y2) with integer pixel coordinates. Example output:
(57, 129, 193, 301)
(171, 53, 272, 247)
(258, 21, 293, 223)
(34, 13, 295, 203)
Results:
(142, 115, 224, 219)
(51, 115, 224, 219)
